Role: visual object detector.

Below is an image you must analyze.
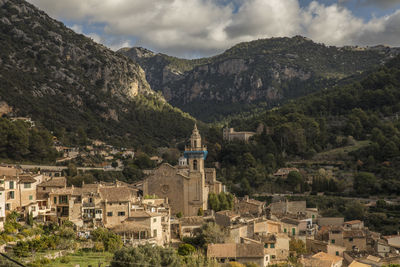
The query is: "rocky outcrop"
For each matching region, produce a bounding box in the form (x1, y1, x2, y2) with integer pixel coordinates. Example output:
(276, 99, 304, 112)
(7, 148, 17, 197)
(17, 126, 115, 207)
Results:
(120, 37, 400, 121)
(0, 0, 194, 147)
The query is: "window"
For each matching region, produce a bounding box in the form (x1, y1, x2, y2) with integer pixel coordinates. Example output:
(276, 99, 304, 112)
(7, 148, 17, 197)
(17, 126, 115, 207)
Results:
(153, 229, 157, 237)
(336, 251, 339, 256)
(9, 191, 14, 199)
(107, 212, 113, 217)
(5, 204, 10, 210)
(264, 244, 268, 248)
(312, 215, 315, 219)
(271, 255, 276, 259)
(153, 218, 157, 223)
(349, 238, 354, 242)
(292, 228, 296, 236)
(284, 228, 287, 233)
(193, 160, 198, 170)
(118, 212, 125, 216)
(89, 198, 93, 203)
(331, 239, 335, 244)
(270, 244, 275, 248)
(42, 187, 46, 191)
(53, 197, 57, 204)
(9, 181, 14, 189)
(59, 195, 68, 204)
(31, 206, 36, 211)
(29, 195, 33, 200)
(24, 183, 31, 189)
(95, 210, 102, 214)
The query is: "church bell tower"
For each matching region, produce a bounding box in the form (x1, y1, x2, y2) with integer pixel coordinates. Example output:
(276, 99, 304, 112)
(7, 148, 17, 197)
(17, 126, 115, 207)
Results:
(184, 124, 207, 173)
(183, 124, 208, 215)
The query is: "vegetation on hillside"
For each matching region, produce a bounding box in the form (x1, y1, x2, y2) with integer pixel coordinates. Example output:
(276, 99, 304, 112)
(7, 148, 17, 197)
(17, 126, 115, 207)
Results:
(203, 55, 400, 197)
(0, 0, 195, 149)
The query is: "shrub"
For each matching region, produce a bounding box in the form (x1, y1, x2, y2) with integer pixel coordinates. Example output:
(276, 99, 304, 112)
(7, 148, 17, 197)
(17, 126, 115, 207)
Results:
(178, 243, 195, 256)
(60, 256, 70, 263)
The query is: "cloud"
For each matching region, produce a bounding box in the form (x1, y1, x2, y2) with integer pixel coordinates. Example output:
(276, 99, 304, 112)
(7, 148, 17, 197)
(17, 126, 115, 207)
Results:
(359, 0, 400, 9)
(28, 0, 400, 57)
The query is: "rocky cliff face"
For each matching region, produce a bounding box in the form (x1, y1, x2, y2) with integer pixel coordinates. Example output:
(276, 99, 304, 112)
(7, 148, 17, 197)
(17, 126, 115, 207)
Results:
(0, 0, 194, 147)
(120, 37, 400, 121)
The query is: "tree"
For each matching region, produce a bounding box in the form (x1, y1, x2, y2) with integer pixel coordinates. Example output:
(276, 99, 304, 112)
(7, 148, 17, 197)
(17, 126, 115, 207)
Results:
(111, 244, 182, 267)
(197, 208, 204, 216)
(198, 223, 226, 247)
(344, 201, 366, 221)
(290, 239, 307, 255)
(286, 171, 304, 193)
(208, 193, 220, 211)
(353, 172, 378, 195)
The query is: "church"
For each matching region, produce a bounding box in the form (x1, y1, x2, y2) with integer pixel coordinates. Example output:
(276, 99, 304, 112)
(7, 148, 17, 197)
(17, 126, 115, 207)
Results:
(142, 125, 223, 216)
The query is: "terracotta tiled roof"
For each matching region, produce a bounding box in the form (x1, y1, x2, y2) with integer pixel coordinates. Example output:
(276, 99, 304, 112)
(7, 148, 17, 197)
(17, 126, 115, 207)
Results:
(344, 220, 362, 225)
(312, 252, 343, 263)
(281, 217, 301, 225)
(343, 230, 366, 238)
(99, 187, 136, 202)
(111, 221, 150, 233)
(129, 211, 162, 218)
(18, 176, 37, 183)
(207, 243, 264, 258)
(348, 260, 372, 267)
(39, 177, 66, 187)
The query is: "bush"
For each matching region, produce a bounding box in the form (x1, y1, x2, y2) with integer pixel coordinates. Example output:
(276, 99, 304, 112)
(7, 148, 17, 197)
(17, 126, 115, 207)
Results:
(60, 256, 70, 263)
(178, 243, 195, 256)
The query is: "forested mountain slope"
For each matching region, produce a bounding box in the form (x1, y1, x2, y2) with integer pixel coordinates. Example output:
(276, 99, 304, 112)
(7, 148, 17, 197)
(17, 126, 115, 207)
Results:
(207, 54, 400, 197)
(0, 0, 195, 148)
(120, 37, 400, 121)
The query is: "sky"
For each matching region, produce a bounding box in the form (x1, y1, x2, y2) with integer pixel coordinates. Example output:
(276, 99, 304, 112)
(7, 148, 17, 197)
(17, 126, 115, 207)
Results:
(27, 0, 400, 58)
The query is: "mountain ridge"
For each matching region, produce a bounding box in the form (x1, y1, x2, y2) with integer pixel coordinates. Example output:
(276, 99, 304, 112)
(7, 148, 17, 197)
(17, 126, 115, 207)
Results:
(119, 37, 400, 122)
(0, 0, 195, 148)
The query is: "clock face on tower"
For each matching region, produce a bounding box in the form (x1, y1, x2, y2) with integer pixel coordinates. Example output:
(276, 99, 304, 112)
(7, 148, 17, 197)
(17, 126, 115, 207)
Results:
(161, 184, 170, 194)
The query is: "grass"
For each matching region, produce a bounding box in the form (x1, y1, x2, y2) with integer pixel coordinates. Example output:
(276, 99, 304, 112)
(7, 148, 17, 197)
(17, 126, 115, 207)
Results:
(313, 140, 371, 161)
(45, 251, 113, 267)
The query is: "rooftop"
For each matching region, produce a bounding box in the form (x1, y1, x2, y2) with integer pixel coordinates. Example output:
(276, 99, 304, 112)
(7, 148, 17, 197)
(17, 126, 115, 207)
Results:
(312, 252, 343, 263)
(39, 177, 66, 187)
(207, 243, 265, 258)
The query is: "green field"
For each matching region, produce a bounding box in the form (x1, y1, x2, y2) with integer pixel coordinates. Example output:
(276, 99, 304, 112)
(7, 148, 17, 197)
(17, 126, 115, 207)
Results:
(45, 251, 113, 267)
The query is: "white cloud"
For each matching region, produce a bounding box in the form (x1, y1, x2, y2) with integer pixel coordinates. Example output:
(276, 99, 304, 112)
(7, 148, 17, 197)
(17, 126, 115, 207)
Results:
(70, 24, 83, 34)
(27, 0, 400, 57)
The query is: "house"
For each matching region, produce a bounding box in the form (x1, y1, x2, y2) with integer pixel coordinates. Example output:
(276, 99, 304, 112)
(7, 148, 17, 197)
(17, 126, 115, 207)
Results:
(375, 239, 391, 257)
(317, 217, 345, 227)
(215, 210, 240, 227)
(48, 183, 138, 227)
(236, 196, 265, 216)
(383, 234, 400, 249)
(260, 233, 290, 262)
(207, 243, 268, 267)
(273, 168, 300, 179)
(306, 239, 346, 257)
(222, 128, 255, 142)
(280, 217, 303, 237)
(344, 220, 364, 230)
(343, 230, 367, 251)
(178, 216, 205, 238)
(115, 210, 164, 246)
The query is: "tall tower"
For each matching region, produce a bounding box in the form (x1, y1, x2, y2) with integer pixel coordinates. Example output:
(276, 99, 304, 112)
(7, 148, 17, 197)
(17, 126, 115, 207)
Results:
(185, 124, 207, 173)
(183, 124, 208, 215)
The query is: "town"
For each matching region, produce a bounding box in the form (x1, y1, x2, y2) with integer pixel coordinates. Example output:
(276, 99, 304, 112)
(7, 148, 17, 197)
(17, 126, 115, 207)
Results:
(0, 125, 399, 267)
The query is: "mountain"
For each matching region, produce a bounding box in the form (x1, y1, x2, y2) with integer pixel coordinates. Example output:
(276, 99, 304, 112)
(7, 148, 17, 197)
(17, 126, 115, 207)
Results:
(0, 0, 195, 148)
(119, 37, 400, 122)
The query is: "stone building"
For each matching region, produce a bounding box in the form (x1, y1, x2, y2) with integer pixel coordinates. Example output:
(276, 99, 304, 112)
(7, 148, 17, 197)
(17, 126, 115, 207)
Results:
(223, 128, 255, 142)
(143, 125, 222, 216)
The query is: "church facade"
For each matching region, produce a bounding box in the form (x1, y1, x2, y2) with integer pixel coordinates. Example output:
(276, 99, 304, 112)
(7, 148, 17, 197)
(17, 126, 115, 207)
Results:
(142, 125, 223, 216)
